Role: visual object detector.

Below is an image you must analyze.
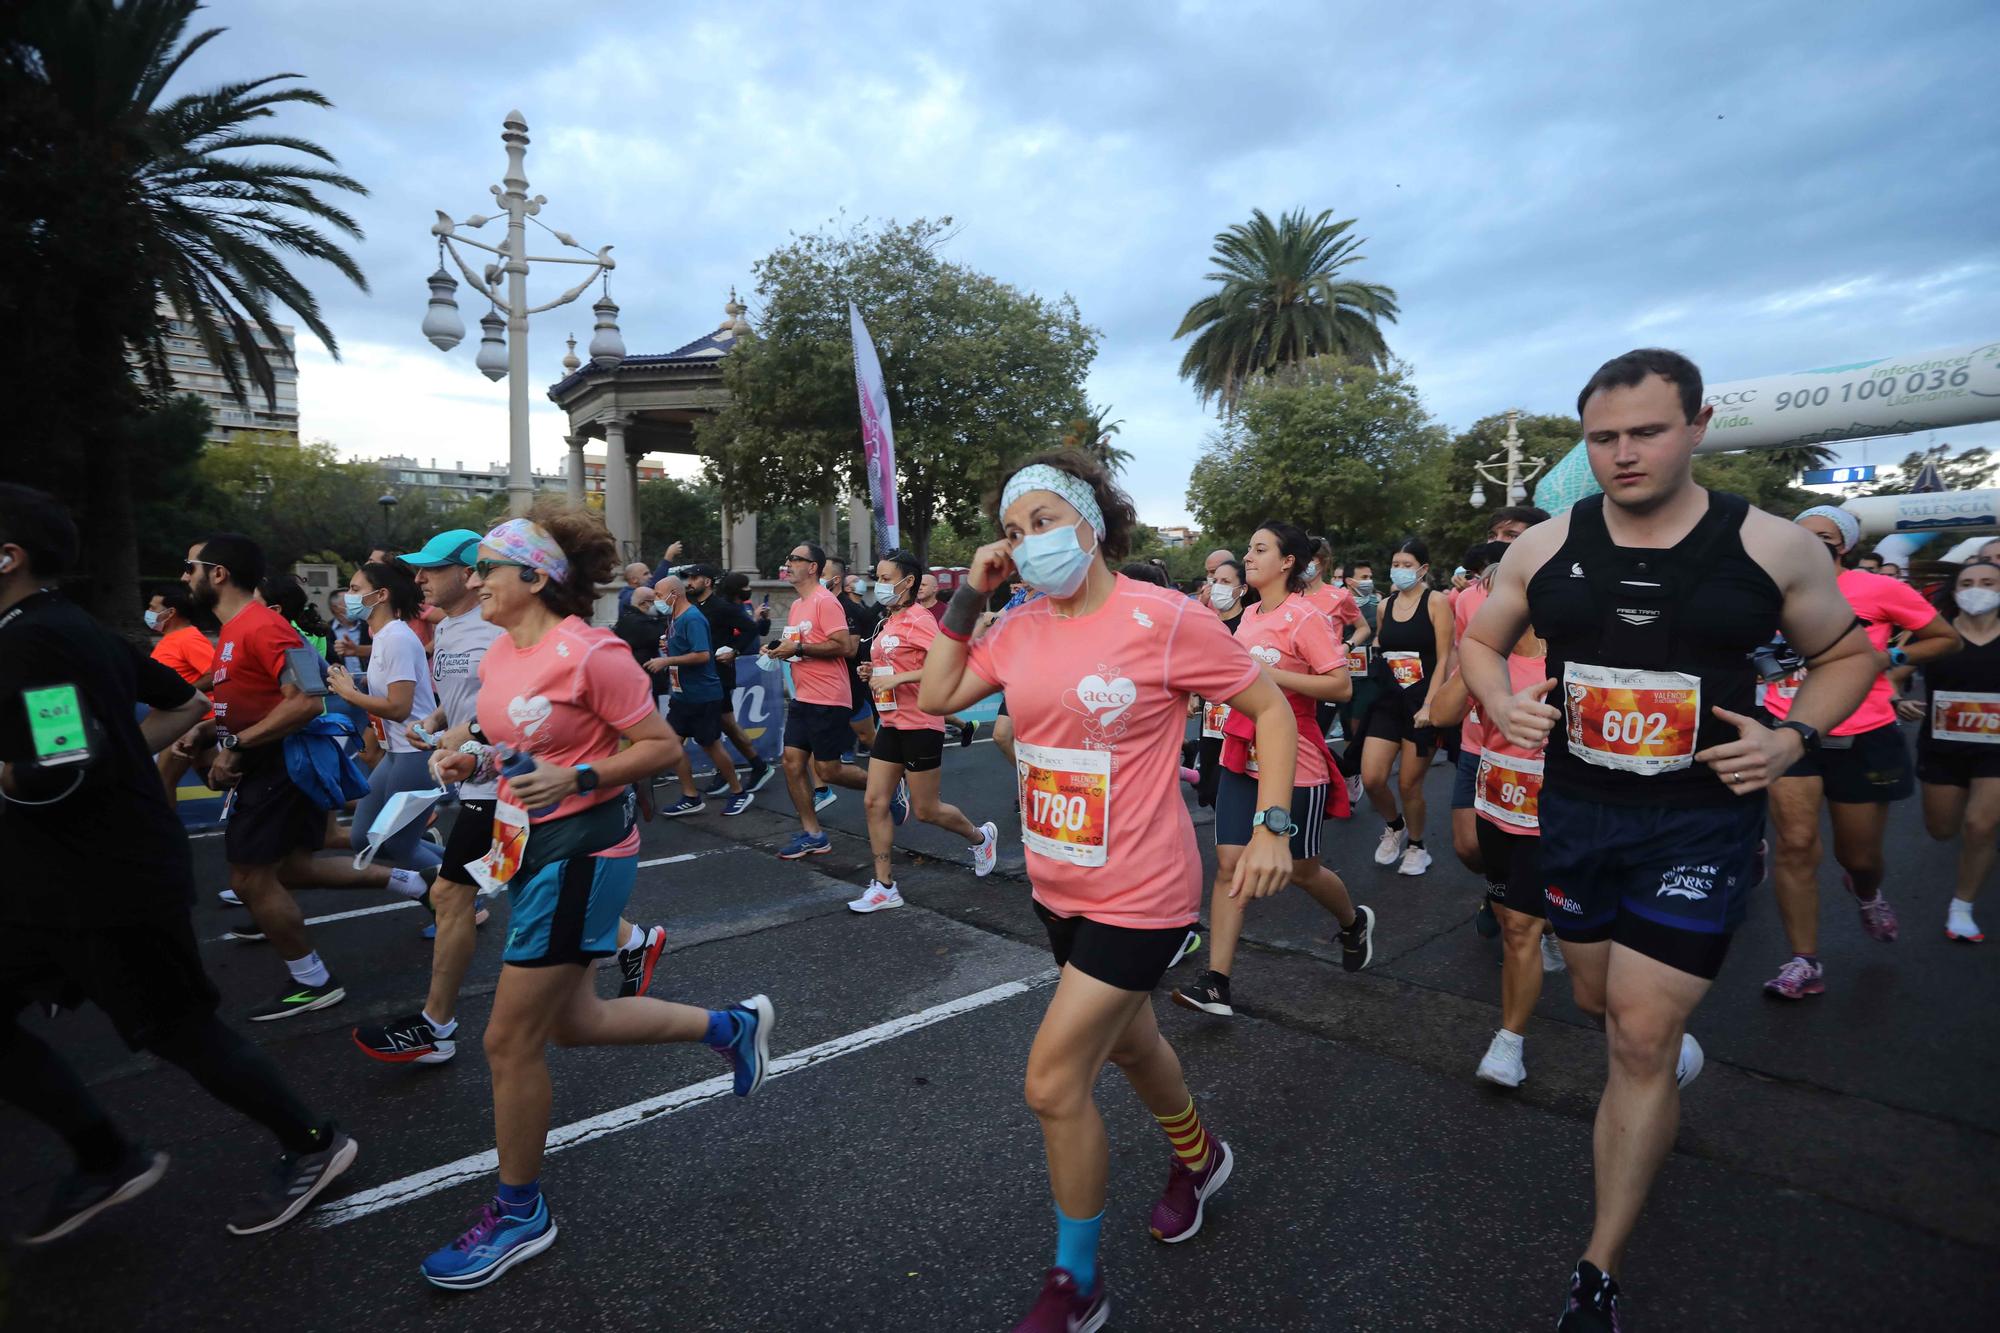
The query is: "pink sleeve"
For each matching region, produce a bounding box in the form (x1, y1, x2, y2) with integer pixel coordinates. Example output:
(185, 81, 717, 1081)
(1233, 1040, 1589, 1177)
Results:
(1294, 605, 1345, 675)
(1166, 604, 1260, 699)
(1879, 579, 1942, 632)
(904, 611, 938, 659)
(815, 594, 847, 640)
(1331, 589, 1359, 629)
(586, 640, 658, 730)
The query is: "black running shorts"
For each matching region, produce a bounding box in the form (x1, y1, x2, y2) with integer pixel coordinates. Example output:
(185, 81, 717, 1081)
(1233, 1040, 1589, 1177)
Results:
(1034, 901, 1195, 993)
(869, 724, 944, 773)
(1474, 815, 1545, 920)
(437, 799, 497, 885)
(222, 747, 325, 867)
(1780, 722, 1914, 804)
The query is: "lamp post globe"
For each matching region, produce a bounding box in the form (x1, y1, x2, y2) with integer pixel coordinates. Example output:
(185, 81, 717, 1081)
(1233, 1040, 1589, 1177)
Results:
(1469, 483, 1487, 509)
(377, 491, 398, 547)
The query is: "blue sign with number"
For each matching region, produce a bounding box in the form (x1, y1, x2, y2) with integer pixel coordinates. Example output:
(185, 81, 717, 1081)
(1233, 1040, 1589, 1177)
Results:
(1801, 465, 1877, 485)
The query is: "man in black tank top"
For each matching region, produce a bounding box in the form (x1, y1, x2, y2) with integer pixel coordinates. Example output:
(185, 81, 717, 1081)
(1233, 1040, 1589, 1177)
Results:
(1459, 349, 1879, 1333)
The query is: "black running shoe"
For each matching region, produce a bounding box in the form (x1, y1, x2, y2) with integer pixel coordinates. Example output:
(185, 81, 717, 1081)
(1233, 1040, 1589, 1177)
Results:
(21, 1149, 169, 1244)
(617, 926, 668, 999)
(352, 1012, 456, 1065)
(248, 976, 345, 1022)
(226, 1125, 358, 1235)
(1341, 904, 1376, 973)
(1555, 1260, 1622, 1331)
(958, 720, 979, 747)
(746, 759, 775, 793)
(222, 919, 267, 942)
(1171, 970, 1233, 1017)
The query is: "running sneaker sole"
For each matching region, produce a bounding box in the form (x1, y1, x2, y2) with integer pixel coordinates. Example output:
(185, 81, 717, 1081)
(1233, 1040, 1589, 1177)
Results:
(747, 766, 776, 793)
(1169, 989, 1233, 1017)
(813, 792, 838, 811)
(248, 987, 347, 1021)
(421, 1218, 560, 1289)
(1397, 853, 1432, 877)
(222, 927, 267, 943)
(1676, 1034, 1704, 1091)
(736, 994, 776, 1096)
(659, 803, 706, 817)
(1476, 1059, 1526, 1089)
(1150, 1140, 1233, 1243)
(1947, 927, 1985, 943)
(847, 895, 904, 913)
(225, 1134, 359, 1235)
(636, 927, 669, 997)
(350, 1031, 456, 1065)
(20, 1151, 170, 1245)
(777, 840, 831, 860)
(1762, 979, 1825, 999)
(1167, 930, 1202, 969)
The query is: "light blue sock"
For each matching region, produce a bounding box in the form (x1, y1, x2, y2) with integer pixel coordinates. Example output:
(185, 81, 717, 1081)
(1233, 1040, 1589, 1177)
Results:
(1054, 1205, 1104, 1291)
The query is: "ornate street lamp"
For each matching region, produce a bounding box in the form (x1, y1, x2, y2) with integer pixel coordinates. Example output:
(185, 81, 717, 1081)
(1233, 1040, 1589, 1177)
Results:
(377, 491, 399, 547)
(424, 111, 621, 516)
(1470, 410, 1545, 510)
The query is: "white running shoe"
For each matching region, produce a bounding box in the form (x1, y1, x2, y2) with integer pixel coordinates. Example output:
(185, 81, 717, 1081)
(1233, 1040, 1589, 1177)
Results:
(1476, 1030, 1526, 1088)
(846, 881, 904, 914)
(1345, 774, 1365, 807)
(1676, 1032, 1704, 1090)
(1397, 844, 1432, 877)
(1373, 825, 1407, 866)
(971, 822, 999, 878)
(218, 888, 241, 906)
(1168, 929, 1203, 969)
(1541, 932, 1567, 973)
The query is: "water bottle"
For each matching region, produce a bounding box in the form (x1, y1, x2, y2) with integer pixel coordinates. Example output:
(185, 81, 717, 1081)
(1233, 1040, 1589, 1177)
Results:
(498, 746, 560, 818)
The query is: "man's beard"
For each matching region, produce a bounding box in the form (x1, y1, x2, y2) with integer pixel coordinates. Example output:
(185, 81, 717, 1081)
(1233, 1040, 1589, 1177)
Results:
(192, 580, 218, 612)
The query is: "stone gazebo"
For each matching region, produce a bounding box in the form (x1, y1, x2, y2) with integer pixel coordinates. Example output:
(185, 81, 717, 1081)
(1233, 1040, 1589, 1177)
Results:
(548, 293, 758, 570)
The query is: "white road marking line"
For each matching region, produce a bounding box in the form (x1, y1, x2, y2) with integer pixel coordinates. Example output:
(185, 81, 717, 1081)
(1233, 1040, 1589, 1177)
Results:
(311, 967, 1059, 1228)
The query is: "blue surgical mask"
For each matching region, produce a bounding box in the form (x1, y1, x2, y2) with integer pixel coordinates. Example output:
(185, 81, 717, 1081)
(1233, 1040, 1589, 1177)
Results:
(143, 609, 163, 630)
(853, 578, 874, 603)
(1304, 561, 1319, 582)
(342, 592, 369, 619)
(1014, 520, 1097, 598)
(1390, 567, 1420, 592)
(1353, 578, 1374, 595)
(649, 601, 667, 616)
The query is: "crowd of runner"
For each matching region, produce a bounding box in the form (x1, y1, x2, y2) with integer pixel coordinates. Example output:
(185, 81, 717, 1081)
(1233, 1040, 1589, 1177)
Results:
(1, 346, 1990, 1329)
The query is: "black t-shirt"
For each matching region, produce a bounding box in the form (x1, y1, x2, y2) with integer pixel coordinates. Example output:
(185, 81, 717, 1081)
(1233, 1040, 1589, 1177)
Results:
(838, 594, 883, 681)
(0, 591, 199, 924)
(612, 607, 669, 697)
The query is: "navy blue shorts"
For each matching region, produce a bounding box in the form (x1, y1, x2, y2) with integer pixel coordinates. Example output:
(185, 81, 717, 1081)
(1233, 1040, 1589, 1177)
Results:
(1214, 770, 1327, 861)
(1451, 747, 1481, 810)
(1536, 788, 1764, 980)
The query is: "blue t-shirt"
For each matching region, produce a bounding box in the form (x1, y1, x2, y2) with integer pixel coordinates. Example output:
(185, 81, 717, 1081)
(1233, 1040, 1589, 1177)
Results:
(667, 605, 722, 704)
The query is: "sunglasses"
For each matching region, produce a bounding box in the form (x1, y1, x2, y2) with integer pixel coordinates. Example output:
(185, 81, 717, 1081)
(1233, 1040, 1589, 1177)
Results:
(182, 559, 213, 573)
(473, 559, 531, 579)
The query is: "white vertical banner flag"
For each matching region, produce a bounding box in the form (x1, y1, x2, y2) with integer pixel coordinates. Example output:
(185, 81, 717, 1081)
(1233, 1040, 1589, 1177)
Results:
(849, 301, 900, 550)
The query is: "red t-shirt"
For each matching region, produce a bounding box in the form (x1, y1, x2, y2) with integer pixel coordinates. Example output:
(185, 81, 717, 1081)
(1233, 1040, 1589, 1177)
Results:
(1234, 593, 1345, 787)
(211, 601, 302, 736)
(1762, 568, 1937, 736)
(782, 585, 854, 708)
(967, 575, 1260, 929)
(921, 601, 945, 626)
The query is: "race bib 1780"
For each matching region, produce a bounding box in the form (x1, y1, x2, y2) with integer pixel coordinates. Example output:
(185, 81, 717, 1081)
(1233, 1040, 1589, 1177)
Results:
(1016, 741, 1109, 867)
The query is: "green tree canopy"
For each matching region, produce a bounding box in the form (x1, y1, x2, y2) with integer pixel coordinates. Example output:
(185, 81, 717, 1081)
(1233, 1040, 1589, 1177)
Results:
(1860, 447, 1998, 496)
(1173, 208, 1398, 416)
(636, 475, 721, 566)
(701, 216, 1098, 565)
(1184, 358, 1446, 562)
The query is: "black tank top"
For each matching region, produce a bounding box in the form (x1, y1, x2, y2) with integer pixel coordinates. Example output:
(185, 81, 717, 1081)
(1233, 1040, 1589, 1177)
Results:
(1920, 629, 2000, 755)
(1374, 585, 1437, 698)
(1530, 491, 1781, 807)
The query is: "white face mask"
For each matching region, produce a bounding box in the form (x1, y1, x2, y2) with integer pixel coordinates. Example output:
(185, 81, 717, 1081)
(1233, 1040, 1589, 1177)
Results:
(144, 609, 164, 630)
(1957, 586, 2000, 617)
(1209, 584, 1238, 610)
(1303, 561, 1319, 582)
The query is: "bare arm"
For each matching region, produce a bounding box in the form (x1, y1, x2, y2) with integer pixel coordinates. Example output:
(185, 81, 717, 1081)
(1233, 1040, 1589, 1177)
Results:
(1268, 665, 1351, 703)
(1461, 522, 1563, 746)
(919, 542, 1015, 716)
(1219, 668, 1302, 900)
(141, 692, 208, 754)
(230, 684, 321, 748)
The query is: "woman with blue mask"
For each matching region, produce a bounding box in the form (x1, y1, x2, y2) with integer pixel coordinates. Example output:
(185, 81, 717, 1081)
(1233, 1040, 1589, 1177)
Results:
(1360, 537, 1453, 876)
(326, 561, 443, 873)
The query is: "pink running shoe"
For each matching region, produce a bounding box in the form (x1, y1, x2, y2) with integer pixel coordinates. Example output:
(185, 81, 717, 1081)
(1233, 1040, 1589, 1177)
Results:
(1010, 1268, 1107, 1333)
(1148, 1139, 1234, 1243)
(1179, 765, 1200, 786)
(1850, 874, 1899, 942)
(1762, 955, 1824, 1000)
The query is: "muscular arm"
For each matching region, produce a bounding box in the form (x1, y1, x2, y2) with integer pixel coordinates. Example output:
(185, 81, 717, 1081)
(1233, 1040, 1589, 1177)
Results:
(1756, 516, 1878, 735)
(230, 684, 321, 748)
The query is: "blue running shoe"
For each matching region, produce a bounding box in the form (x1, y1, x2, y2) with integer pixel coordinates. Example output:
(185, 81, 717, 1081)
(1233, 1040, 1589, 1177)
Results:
(813, 786, 837, 812)
(711, 995, 776, 1097)
(777, 830, 830, 859)
(702, 773, 732, 798)
(889, 779, 910, 827)
(421, 1196, 558, 1290)
(838, 751, 857, 766)
(660, 795, 705, 818)
(723, 789, 756, 817)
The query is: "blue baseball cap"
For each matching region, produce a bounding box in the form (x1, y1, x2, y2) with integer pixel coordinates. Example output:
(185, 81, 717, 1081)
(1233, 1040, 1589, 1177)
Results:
(400, 528, 482, 568)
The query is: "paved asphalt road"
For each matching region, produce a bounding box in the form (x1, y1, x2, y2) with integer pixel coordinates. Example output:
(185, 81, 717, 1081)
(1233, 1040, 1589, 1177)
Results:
(3, 725, 1995, 1331)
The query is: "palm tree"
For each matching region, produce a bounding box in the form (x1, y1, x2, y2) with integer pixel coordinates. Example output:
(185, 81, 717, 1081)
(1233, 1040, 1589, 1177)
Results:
(1173, 207, 1398, 416)
(3, 0, 366, 620)
(1059, 401, 1132, 473)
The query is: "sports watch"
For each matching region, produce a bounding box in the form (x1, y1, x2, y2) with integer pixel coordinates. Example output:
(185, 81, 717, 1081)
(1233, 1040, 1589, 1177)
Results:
(1886, 646, 1910, 668)
(1252, 806, 1296, 838)
(573, 763, 600, 795)
(1774, 720, 1821, 752)
(218, 733, 241, 750)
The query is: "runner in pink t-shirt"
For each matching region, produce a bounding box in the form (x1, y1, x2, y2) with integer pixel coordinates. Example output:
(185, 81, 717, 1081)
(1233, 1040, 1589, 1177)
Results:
(846, 550, 1000, 913)
(1758, 507, 1960, 1002)
(420, 511, 776, 1289)
(920, 453, 1302, 1328)
(765, 542, 868, 857)
(1172, 521, 1376, 1023)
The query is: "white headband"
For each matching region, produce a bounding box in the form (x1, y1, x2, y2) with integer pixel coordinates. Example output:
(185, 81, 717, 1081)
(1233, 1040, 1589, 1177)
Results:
(1000, 465, 1105, 537)
(1795, 504, 1860, 552)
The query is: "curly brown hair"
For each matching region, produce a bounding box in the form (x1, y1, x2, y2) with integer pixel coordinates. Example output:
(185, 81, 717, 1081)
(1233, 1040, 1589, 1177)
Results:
(524, 499, 619, 619)
(988, 448, 1139, 563)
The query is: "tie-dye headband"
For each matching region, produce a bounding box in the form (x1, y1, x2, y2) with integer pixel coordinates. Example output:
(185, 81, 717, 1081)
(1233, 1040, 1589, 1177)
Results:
(1000, 464, 1105, 537)
(482, 518, 570, 580)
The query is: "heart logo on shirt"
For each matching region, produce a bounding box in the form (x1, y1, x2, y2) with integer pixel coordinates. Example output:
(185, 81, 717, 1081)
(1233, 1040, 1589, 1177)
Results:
(507, 694, 553, 737)
(1249, 645, 1281, 667)
(1068, 673, 1137, 725)
(879, 634, 901, 651)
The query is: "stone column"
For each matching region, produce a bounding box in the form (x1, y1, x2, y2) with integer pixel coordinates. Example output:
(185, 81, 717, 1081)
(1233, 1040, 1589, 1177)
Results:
(817, 500, 837, 554)
(602, 415, 633, 558)
(729, 508, 759, 574)
(625, 448, 643, 555)
(565, 434, 586, 506)
(848, 498, 872, 572)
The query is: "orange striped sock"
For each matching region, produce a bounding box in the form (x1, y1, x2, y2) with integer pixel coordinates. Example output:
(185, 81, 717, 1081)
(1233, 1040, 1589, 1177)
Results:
(1155, 1097, 1212, 1174)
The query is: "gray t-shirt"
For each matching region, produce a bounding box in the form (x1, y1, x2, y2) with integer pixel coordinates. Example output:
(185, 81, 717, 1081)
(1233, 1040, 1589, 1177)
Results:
(433, 604, 505, 800)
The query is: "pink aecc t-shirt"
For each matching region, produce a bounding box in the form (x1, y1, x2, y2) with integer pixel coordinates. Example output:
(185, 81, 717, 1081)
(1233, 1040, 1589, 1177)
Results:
(966, 575, 1261, 929)
(1234, 592, 1344, 787)
(782, 585, 853, 708)
(870, 604, 944, 731)
(1304, 583, 1360, 634)
(1762, 567, 1937, 736)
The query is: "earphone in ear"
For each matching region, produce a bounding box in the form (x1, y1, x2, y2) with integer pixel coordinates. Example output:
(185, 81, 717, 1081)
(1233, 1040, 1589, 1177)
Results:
(0, 553, 13, 574)
(518, 566, 537, 585)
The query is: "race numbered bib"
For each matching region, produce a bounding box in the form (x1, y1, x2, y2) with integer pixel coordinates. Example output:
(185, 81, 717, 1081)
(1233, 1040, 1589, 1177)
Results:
(1474, 751, 1543, 832)
(1345, 645, 1370, 676)
(1016, 741, 1109, 867)
(1563, 662, 1700, 776)
(1200, 699, 1230, 740)
(1773, 669, 1803, 702)
(871, 666, 898, 713)
(1384, 651, 1424, 688)
(1933, 691, 2000, 744)
(466, 800, 530, 894)
(780, 621, 806, 651)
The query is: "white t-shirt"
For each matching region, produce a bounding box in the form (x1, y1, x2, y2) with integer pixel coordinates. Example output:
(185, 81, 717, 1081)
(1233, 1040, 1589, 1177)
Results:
(432, 605, 504, 800)
(366, 618, 437, 754)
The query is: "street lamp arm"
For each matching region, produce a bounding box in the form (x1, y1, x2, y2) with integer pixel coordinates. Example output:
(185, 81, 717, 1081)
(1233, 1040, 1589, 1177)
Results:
(520, 251, 616, 267)
(523, 269, 610, 317)
(439, 238, 507, 306)
(443, 231, 511, 260)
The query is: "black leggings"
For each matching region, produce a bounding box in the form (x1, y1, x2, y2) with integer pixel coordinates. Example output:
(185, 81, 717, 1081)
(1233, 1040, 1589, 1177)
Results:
(1, 1012, 321, 1169)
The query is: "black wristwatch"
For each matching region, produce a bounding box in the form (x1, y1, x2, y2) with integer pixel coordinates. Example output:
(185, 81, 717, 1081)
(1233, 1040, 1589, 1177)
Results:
(218, 733, 241, 751)
(1775, 720, 1821, 752)
(573, 763, 599, 795)
(1251, 806, 1296, 838)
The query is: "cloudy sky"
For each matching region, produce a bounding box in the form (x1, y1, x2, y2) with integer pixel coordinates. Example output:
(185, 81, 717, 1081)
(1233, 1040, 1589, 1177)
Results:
(182, 0, 1999, 524)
